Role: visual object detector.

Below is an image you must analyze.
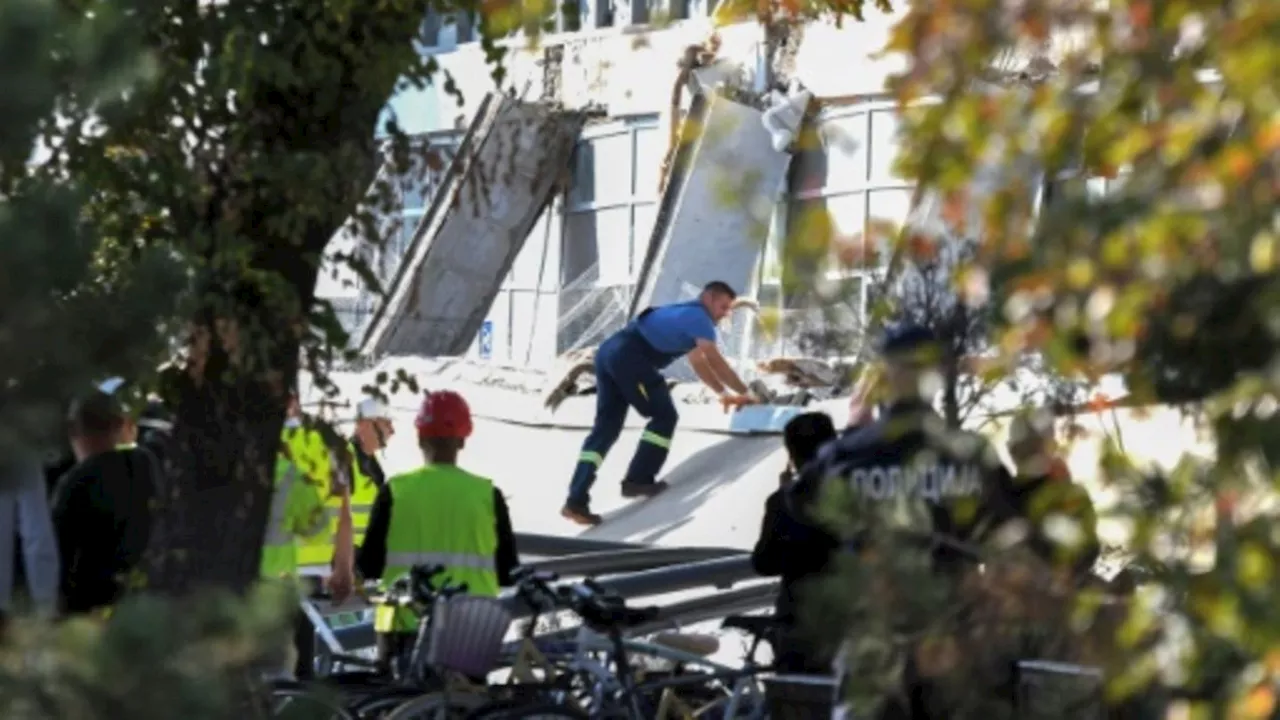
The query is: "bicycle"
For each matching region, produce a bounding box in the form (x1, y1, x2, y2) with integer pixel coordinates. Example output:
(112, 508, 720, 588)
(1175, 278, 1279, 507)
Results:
(265, 564, 485, 718)
(452, 577, 773, 719)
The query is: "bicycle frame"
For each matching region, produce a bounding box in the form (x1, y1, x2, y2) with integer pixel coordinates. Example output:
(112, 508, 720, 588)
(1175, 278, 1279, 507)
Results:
(568, 626, 767, 719)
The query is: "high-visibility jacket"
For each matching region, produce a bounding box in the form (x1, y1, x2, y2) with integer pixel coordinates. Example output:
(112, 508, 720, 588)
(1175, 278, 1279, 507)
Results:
(297, 441, 376, 567)
(281, 424, 331, 489)
(373, 464, 500, 633)
(260, 452, 327, 580)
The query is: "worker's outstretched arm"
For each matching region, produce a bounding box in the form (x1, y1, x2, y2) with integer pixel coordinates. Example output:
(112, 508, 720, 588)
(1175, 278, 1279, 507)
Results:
(687, 349, 727, 394)
(329, 490, 355, 602)
(692, 339, 750, 395)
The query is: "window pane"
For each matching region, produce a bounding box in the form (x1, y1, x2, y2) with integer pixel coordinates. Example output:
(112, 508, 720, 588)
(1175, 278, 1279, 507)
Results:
(510, 208, 557, 289)
(868, 188, 912, 267)
(564, 206, 632, 287)
(634, 127, 662, 199)
(869, 110, 905, 183)
(631, 203, 657, 279)
(561, 211, 598, 288)
(392, 140, 458, 212)
(511, 289, 559, 367)
(783, 192, 864, 300)
(539, 210, 562, 292)
(819, 114, 868, 190)
(568, 131, 632, 208)
(826, 192, 867, 237)
(788, 120, 827, 196)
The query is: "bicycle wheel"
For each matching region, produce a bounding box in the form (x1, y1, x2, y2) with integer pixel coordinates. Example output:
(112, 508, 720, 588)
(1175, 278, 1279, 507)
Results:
(267, 680, 359, 719)
(466, 700, 589, 719)
(381, 691, 491, 720)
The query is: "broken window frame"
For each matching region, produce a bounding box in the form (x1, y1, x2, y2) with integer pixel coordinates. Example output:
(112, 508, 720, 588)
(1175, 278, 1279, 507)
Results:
(555, 115, 661, 356)
(561, 115, 661, 290)
(768, 96, 908, 352)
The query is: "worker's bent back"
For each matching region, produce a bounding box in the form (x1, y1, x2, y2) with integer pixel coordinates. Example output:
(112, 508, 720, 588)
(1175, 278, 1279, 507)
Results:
(375, 464, 499, 633)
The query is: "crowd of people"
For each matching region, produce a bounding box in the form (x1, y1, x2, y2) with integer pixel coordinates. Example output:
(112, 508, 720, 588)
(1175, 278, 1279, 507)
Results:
(0, 291, 1103, 718)
(0, 382, 171, 628)
(748, 323, 1102, 718)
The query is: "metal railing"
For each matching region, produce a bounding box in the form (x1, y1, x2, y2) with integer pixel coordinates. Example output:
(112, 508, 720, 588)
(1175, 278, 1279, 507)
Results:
(326, 549, 766, 652)
(532, 546, 746, 577)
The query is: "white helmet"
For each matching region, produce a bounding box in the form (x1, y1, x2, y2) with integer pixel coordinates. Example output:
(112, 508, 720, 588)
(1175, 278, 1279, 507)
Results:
(356, 397, 389, 420)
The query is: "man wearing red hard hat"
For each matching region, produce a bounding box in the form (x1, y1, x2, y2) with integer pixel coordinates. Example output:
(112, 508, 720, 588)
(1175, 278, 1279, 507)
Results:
(355, 390, 519, 669)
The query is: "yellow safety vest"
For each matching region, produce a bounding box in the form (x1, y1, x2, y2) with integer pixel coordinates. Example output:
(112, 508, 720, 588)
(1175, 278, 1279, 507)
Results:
(297, 441, 377, 567)
(260, 434, 328, 579)
(373, 464, 499, 633)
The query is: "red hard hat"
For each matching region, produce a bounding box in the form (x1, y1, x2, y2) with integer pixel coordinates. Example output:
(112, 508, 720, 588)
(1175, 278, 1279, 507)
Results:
(416, 390, 473, 439)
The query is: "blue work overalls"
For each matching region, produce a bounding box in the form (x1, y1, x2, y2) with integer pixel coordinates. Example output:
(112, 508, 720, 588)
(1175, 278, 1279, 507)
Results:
(566, 303, 697, 507)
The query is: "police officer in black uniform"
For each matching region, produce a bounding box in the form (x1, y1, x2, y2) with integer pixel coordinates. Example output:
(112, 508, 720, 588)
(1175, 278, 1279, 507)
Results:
(786, 323, 1011, 718)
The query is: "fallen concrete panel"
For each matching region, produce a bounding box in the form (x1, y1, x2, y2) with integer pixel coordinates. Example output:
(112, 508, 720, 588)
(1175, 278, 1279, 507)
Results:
(374, 412, 788, 550)
(359, 94, 585, 357)
(630, 93, 791, 315)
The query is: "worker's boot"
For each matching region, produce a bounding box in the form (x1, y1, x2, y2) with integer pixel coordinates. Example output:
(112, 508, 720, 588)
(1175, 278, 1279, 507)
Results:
(620, 479, 669, 499)
(561, 502, 603, 526)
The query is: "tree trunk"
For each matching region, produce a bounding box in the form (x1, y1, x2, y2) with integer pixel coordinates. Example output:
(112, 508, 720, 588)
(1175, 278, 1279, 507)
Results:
(138, 3, 434, 595)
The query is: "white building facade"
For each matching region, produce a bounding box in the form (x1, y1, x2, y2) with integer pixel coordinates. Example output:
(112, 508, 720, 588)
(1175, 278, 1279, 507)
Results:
(325, 6, 922, 369)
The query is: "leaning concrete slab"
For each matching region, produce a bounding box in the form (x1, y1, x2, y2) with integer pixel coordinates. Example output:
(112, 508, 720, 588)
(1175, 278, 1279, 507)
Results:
(359, 94, 586, 357)
(630, 93, 791, 315)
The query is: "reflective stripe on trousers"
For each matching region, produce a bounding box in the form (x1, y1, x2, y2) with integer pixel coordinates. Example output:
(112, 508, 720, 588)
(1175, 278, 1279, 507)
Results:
(384, 551, 496, 571)
(264, 466, 299, 545)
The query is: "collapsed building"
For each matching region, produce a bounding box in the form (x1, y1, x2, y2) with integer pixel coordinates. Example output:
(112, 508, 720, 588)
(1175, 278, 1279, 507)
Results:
(313, 8, 1079, 420)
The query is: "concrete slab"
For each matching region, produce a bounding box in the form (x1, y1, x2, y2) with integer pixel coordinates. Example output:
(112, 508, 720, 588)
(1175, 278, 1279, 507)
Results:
(630, 93, 791, 316)
(359, 95, 586, 357)
(374, 411, 787, 551)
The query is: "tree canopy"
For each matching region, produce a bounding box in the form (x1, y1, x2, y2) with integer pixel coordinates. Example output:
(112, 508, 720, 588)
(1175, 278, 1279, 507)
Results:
(2, 0, 1279, 715)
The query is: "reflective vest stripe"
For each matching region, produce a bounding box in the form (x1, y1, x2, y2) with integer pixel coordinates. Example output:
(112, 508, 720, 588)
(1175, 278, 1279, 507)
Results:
(325, 504, 373, 521)
(385, 551, 495, 571)
(264, 466, 298, 545)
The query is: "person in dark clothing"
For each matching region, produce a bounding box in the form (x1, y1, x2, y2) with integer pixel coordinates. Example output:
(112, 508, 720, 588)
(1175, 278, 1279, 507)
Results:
(751, 411, 839, 673)
(784, 325, 1014, 718)
(351, 397, 392, 488)
(52, 390, 158, 616)
(562, 281, 758, 526)
(997, 410, 1101, 577)
(355, 390, 518, 671)
(135, 399, 175, 475)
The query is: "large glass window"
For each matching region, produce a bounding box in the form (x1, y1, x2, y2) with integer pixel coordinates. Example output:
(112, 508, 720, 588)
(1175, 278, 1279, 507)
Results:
(758, 99, 910, 356)
(557, 116, 661, 353)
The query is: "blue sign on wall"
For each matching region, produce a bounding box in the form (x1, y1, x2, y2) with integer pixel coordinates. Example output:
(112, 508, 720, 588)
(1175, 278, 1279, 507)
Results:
(478, 320, 493, 360)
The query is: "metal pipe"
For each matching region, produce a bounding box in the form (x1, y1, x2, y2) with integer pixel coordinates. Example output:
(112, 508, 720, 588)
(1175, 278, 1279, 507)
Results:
(533, 547, 747, 577)
(514, 533, 646, 557)
(594, 555, 758, 598)
(336, 580, 778, 652)
(626, 583, 778, 636)
(522, 583, 779, 639)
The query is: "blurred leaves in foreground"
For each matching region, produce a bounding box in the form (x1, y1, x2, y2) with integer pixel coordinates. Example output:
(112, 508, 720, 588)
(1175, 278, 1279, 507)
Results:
(806, 0, 1280, 714)
(0, 583, 293, 720)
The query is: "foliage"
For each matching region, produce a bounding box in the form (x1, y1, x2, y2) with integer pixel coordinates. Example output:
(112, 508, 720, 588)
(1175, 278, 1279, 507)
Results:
(807, 0, 1280, 714)
(0, 0, 185, 466)
(27, 0, 482, 594)
(0, 583, 295, 720)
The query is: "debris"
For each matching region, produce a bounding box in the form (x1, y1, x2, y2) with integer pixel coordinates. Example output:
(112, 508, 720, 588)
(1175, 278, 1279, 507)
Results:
(544, 347, 596, 412)
(757, 356, 849, 389)
(761, 87, 813, 152)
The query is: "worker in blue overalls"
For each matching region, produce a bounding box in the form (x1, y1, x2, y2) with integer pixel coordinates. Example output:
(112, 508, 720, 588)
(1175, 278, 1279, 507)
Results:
(562, 281, 759, 526)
